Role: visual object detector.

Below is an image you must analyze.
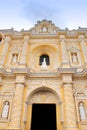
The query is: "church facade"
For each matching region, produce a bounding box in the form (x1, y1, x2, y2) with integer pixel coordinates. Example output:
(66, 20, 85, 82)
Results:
(0, 20, 87, 130)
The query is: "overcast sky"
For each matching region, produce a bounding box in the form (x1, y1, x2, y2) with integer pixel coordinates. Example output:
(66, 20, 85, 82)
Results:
(0, 0, 87, 30)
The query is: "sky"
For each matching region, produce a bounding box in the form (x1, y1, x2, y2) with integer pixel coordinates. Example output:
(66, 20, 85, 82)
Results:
(0, 0, 87, 31)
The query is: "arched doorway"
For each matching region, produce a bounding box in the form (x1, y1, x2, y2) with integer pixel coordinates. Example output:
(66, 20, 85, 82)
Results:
(25, 88, 62, 130)
(31, 103, 56, 130)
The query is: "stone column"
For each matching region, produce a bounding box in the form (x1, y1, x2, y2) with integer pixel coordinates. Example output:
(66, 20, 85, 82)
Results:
(19, 36, 29, 67)
(79, 35, 87, 64)
(10, 76, 25, 129)
(0, 76, 2, 111)
(23, 102, 28, 122)
(62, 75, 78, 130)
(60, 102, 64, 122)
(21, 102, 28, 130)
(28, 105, 32, 130)
(59, 35, 69, 67)
(0, 36, 11, 66)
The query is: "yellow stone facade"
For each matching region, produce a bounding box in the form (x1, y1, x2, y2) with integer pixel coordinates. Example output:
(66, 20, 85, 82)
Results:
(0, 20, 87, 130)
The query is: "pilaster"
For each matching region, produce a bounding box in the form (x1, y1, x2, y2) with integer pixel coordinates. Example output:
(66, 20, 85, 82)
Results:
(0, 76, 2, 108)
(28, 105, 32, 130)
(62, 74, 78, 130)
(59, 35, 69, 68)
(9, 75, 25, 129)
(19, 36, 29, 67)
(0, 36, 11, 66)
(78, 35, 87, 64)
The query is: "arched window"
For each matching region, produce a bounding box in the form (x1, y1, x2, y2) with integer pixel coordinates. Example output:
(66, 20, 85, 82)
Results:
(1, 101, 10, 119)
(79, 102, 86, 121)
(39, 54, 50, 65)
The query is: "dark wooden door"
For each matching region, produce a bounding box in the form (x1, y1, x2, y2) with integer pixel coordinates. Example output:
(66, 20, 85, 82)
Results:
(31, 104, 57, 130)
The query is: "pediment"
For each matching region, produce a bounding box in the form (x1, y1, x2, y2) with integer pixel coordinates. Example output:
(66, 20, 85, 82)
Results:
(68, 46, 80, 52)
(30, 19, 60, 34)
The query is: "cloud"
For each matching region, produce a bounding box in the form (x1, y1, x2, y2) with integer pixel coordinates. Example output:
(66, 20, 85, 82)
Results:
(21, 0, 87, 29)
(0, 0, 87, 30)
(21, 0, 65, 27)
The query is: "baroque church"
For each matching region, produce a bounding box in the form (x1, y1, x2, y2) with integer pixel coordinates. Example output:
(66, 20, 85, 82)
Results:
(0, 20, 87, 130)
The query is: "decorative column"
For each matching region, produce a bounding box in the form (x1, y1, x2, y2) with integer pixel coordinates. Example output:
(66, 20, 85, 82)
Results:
(19, 36, 29, 67)
(0, 76, 2, 109)
(78, 35, 87, 64)
(28, 105, 32, 130)
(60, 102, 64, 122)
(62, 75, 78, 130)
(10, 75, 25, 129)
(59, 35, 69, 67)
(0, 36, 11, 66)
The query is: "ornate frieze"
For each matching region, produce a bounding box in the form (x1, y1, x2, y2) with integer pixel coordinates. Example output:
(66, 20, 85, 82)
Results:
(30, 19, 59, 35)
(29, 91, 57, 104)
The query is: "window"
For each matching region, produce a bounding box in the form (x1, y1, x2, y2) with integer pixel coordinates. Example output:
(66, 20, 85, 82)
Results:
(1, 101, 10, 119)
(79, 102, 86, 121)
(39, 55, 50, 65)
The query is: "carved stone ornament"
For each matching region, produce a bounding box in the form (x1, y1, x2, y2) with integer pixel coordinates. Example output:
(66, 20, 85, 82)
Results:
(29, 91, 58, 104)
(30, 19, 60, 34)
(11, 43, 22, 52)
(68, 46, 79, 53)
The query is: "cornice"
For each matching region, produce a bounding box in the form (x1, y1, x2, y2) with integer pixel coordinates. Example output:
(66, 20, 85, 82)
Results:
(57, 68, 87, 77)
(1, 21, 87, 39)
(0, 67, 87, 78)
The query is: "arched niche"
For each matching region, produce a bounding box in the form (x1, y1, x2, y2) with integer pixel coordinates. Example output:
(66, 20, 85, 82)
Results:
(29, 45, 58, 71)
(31, 45, 57, 53)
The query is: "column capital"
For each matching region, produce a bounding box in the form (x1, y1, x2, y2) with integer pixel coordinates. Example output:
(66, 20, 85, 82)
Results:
(62, 74, 72, 84)
(15, 83, 24, 88)
(63, 83, 72, 88)
(23, 35, 30, 42)
(59, 35, 65, 39)
(15, 75, 25, 84)
(4, 36, 11, 43)
(78, 35, 85, 42)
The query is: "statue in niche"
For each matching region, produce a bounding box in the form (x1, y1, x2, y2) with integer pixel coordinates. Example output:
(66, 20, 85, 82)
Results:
(1, 101, 9, 119)
(79, 102, 86, 120)
(12, 54, 18, 63)
(72, 53, 78, 63)
(42, 26, 47, 32)
(41, 58, 47, 69)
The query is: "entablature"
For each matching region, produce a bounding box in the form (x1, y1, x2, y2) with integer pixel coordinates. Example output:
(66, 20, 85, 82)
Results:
(0, 67, 87, 79)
